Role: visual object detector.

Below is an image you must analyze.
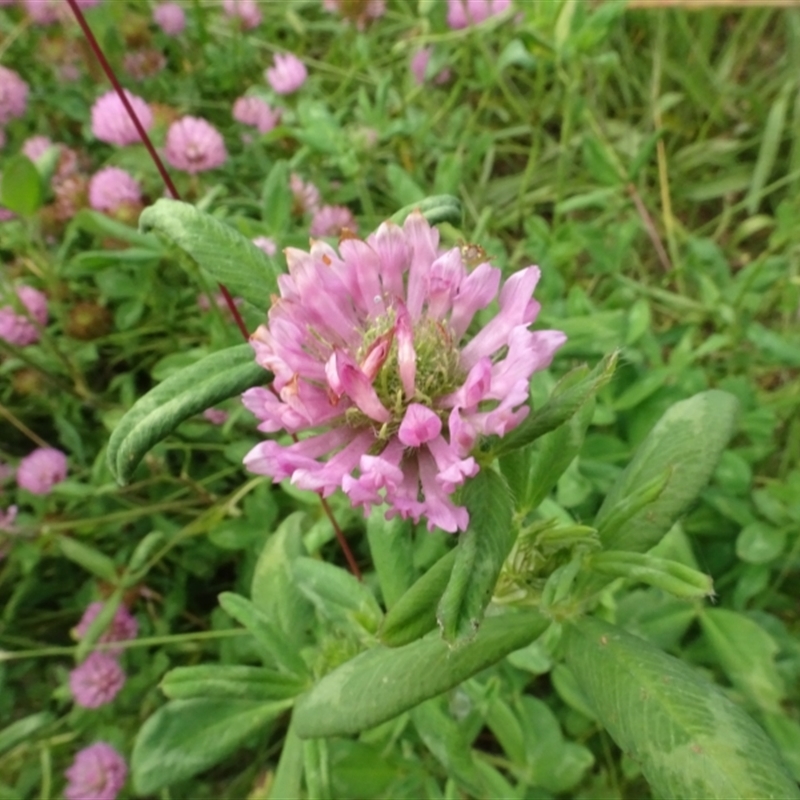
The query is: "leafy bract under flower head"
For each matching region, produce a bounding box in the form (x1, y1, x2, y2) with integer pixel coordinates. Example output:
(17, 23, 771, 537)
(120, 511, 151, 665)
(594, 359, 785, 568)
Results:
(243, 212, 566, 532)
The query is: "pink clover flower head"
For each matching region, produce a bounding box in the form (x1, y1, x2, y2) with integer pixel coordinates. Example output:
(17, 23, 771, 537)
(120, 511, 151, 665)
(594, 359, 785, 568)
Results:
(124, 50, 167, 81)
(91, 90, 153, 146)
(164, 116, 227, 174)
(252, 236, 277, 256)
(232, 96, 281, 134)
(289, 173, 321, 215)
(447, 0, 511, 29)
(64, 743, 127, 800)
(22, 135, 54, 162)
(153, 2, 186, 35)
(222, 0, 261, 29)
(322, 0, 385, 29)
(0, 66, 29, 126)
(242, 212, 566, 532)
(17, 447, 67, 494)
(203, 408, 229, 425)
(265, 53, 307, 95)
(0, 285, 48, 347)
(310, 205, 358, 237)
(88, 167, 142, 214)
(69, 652, 125, 708)
(73, 602, 138, 649)
(22, 0, 61, 23)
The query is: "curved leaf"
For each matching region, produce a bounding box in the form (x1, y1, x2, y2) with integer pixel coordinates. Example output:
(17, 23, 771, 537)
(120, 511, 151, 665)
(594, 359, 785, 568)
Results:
(437, 469, 515, 644)
(139, 199, 281, 308)
(160, 665, 305, 701)
(389, 195, 462, 227)
(107, 343, 268, 484)
(132, 698, 291, 795)
(596, 390, 738, 552)
(565, 617, 799, 800)
(294, 609, 548, 738)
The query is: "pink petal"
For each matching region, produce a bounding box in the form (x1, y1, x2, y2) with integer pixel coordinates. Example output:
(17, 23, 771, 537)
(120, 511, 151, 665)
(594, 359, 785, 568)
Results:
(490, 327, 567, 397)
(426, 248, 464, 320)
(243, 428, 351, 480)
(396, 302, 417, 399)
(427, 434, 478, 492)
(416, 451, 469, 533)
(291, 430, 374, 496)
(398, 403, 442, 447)
(327, 350, 391, 423)
(403, 210, 440, 320)
(366, 220, 409, 300)
(450, 262, 501, 339)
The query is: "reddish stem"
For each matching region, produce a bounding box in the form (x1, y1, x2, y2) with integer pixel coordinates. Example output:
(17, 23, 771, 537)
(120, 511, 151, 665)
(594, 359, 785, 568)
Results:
(65, 0, 249, 341)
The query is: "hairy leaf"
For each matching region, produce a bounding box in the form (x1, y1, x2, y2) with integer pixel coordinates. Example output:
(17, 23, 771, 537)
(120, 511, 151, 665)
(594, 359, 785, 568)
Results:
(565, 617, 799, 800)
(294, 610, 548, 738)
(139, 198, 281, 308)
(107, 344, 267, 484)
(596, 390, 738, 552)
(132, 699, 291, 795)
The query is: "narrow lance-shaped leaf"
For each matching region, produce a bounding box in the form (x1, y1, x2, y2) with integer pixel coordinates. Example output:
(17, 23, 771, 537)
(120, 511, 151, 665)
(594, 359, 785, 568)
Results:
(139, 198, 281, 308)
(160, 665, 306, 701)
(131, 699, 292, 795)
(437, 469, 515, 645)
(0, 154, 43, 216)
(107, 343, 268, 484)
(493, 351, 618, 457)
(596, 390, 738, 552)
(379, 548, 457, 647)
(565, 617, 800, 800)
(294, 609, 549, 739)
(366, 510, 416, 610)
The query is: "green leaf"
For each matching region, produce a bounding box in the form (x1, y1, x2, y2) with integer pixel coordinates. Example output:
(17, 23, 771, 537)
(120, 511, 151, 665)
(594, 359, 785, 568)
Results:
(413, 699, 514, 799)
(269, 717, 305, 800)
(218, 592, 309, 678)
(437, 470, 515, 644)
(57, 537, 118, 584)
(68, 209, 163, 250)
(589, 551, 714, 599)
(366, 509, 415, 609)
(160, 665, 305, 701)
(389, 195, 462, 227)
(745, 81, 791, 215)
(292, 557, 383, 635)
(385, 164, 426, 206)
(0, 712, 54, 757)
(294, 610, 548, 738)
(0, 154, 43, 215)
(735, 521, 786, 564)
(139, 199, 281, 308)
(565, 617, 800, 800)
(509, 375, 596, 514)
(699, 608, 786, 713)
(494, 352, 618, 457)
(261, 160, 292, 234)
(107, 344, 268, 484)
(132, 698, 291, 795)
(596, 390, 739, 552)
(379, 548, 457, 647)
(251, 512, 314, 651)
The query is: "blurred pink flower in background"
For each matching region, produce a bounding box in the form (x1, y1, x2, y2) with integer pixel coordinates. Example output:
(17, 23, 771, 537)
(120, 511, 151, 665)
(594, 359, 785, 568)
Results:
(289, 173, 321, 214)
(252, 236, 277, 256)
(242, 212, 565, 532)
(64, 743, 127, 800)
(91, 90, 153, 146)
(322, 0, 385, 29)
(164, 116, 227, 174)
(232, 96, 281, 134)
(446, 0, 511, 29)
(410, 47, 451, 86)
(22, 0, 101, 24)
(153, 1, 186, 35)
(88, 167, 142, 213)
(70, 653, 126, 708)
(123, 50, 167, 81)
(16, 447, 67, 494)
(0, 66, 29, 125)
(222, 0, 261, 30)
(203, 408, 229, 425)
(265, 53, 307, 95)
(22, 135, 54, 161)
(0, 286, 48, 347)
(0, 505, 17, 532)
(73, 602, 139, 650)
(310, 205, 358, 237)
